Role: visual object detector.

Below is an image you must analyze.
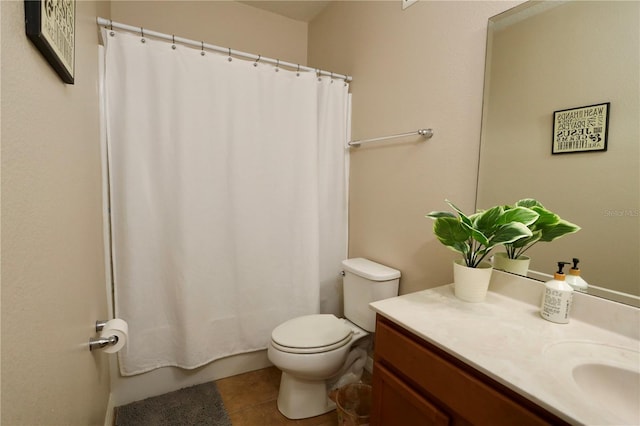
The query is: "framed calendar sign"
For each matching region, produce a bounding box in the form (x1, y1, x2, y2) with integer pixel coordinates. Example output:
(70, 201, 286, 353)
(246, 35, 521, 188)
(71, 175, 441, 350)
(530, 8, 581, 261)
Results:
(25, 0, 75, 84)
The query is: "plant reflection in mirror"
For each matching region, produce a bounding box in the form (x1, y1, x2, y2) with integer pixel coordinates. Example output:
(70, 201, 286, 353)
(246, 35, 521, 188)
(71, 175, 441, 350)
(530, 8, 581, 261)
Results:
(502, 199, 581, 260)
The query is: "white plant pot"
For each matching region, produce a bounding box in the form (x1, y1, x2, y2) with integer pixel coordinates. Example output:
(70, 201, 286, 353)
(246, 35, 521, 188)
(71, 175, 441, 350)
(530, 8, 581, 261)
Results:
(493, 252, 531, 277)
(453, 259, 493, 303)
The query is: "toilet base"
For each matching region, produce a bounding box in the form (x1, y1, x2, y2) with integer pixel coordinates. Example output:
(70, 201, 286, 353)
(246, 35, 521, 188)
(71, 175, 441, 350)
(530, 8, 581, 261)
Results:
(276, 372, 336, 419)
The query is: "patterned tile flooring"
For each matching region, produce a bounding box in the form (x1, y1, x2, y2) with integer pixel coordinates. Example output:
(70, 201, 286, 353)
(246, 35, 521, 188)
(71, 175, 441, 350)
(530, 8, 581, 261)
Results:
(216, 366, 371, 426)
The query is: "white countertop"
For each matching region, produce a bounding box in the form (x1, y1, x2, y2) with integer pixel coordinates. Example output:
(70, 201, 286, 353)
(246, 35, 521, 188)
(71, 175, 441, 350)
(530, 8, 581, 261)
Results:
(369, 271, 640, 425)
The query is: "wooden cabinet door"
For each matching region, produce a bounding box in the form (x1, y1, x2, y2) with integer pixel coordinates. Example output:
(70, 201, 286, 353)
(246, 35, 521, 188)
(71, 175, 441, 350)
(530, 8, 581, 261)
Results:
(372, 362, 450, 426)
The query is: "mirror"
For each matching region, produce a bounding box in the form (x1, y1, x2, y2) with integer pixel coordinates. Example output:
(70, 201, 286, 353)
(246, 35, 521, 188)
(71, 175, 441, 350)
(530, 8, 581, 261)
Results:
(477, 0, 639, 305)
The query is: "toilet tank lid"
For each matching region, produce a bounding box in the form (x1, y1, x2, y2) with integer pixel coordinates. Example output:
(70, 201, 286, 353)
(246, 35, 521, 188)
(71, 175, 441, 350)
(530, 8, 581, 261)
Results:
(341, 258, 401, 281)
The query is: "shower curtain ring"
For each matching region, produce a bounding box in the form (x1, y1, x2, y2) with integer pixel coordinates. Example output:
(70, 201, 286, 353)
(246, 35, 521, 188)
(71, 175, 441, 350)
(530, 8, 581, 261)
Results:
(109, 20, 115, 37)
(254, 55, 261, 67)
(317, 69, 321, 82)
(296, 64, 300, 77)
(171, 35, 176, 50)
(228, 47, 232, 62)
(275, 59, 280, 72)
(201, 41, 205, 56)
(330, 72, 334, 83)
(140, 27, 145, 43)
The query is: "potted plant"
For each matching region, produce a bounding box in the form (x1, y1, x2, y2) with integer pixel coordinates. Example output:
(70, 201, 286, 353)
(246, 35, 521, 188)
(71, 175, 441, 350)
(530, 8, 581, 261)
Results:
(426, 200, 538, 302)
(494, 199, 581, 276)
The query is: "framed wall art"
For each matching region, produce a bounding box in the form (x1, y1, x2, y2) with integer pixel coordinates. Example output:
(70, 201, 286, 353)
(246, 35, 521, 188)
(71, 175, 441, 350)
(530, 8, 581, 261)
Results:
(552, 102, 609, 154)
(25, 0, 76, 84)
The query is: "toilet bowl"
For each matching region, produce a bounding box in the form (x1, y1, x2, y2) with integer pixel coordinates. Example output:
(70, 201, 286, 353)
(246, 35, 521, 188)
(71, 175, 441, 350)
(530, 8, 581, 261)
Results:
(268, 258, 400, 420)
(268, 314, 369, 419)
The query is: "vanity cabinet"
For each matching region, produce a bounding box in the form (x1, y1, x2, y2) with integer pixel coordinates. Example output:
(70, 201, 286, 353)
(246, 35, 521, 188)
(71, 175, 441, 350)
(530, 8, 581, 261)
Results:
(371, 315, 568, 426)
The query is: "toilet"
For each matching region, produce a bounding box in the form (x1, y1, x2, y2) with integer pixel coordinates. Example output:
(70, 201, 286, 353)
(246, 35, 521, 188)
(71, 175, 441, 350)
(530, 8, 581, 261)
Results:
(267, 258, 400, 419)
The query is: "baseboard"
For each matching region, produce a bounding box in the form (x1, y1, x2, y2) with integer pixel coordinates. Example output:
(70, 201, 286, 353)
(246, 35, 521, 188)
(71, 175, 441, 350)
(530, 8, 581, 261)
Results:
(104, 393, 115, 426)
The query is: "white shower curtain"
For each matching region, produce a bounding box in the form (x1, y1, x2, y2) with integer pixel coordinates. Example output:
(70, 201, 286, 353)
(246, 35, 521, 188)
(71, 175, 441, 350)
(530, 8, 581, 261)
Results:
(102, 29, 349, 376)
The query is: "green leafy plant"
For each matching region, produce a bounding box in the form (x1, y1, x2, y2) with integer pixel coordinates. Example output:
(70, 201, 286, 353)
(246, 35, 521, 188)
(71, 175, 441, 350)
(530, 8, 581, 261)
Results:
(502, 199, 581, 260)
(426, 200, 538, 268)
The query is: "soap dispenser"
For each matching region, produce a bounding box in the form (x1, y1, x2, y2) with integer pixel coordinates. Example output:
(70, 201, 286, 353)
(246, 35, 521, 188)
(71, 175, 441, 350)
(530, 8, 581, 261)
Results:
(566, 258, 589, 293)
(540, 262, 573, 324)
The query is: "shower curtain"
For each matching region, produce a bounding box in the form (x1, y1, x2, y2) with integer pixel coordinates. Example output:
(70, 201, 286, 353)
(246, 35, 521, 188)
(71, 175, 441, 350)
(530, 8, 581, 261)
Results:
(102, 29, 349, 376)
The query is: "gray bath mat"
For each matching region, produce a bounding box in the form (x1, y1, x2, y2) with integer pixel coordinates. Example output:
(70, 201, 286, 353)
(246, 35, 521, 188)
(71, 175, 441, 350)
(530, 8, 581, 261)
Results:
(114, 381, 232, 426)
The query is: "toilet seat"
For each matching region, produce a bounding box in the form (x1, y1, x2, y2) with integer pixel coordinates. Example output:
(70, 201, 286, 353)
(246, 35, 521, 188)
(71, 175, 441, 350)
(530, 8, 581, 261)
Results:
(271, 334, 352, 354)
(271, 314, 352, 354)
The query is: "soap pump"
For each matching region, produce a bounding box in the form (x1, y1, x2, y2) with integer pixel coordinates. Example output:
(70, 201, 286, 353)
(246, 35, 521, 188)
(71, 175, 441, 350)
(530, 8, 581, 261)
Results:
(566, 258, 589, 293)
(540, 261, 573, 324)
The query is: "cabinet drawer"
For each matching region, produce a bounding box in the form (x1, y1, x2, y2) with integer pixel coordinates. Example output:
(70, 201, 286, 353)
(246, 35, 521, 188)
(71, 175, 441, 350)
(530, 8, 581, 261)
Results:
(375, 316, 557, 426)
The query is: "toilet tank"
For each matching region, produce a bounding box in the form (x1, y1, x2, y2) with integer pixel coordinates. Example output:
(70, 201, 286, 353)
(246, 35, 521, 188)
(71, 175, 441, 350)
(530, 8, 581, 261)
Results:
(342, 258, 400, 332)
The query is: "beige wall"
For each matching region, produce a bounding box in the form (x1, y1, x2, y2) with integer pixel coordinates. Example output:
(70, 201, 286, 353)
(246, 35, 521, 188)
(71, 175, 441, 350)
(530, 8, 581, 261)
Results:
(110, 1, 308, 67)
(0, 0, 529, 419)
(2, 1, 309, 419)
(1, 1, 111, 425)
(309, 1, 520, 294)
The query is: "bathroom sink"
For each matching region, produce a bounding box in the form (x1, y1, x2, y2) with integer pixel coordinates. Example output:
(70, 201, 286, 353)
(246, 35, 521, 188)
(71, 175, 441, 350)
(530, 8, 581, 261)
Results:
(543, 340, 640, 424)
(572, 363, 639, 423)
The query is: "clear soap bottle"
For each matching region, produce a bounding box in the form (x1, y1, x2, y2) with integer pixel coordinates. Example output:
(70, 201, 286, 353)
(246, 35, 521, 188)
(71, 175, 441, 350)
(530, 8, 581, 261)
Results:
(540, 262, 573, 324)
(566, 258, 589, 293)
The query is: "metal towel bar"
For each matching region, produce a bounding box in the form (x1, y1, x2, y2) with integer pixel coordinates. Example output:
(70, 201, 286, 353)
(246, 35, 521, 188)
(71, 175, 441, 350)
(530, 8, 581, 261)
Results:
(348, 128, 433, 147)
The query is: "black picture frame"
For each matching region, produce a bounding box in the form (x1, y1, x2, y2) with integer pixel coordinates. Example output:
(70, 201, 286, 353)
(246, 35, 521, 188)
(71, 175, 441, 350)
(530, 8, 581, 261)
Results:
(25, 0, 76, 84)
(552, 102, 609, 154)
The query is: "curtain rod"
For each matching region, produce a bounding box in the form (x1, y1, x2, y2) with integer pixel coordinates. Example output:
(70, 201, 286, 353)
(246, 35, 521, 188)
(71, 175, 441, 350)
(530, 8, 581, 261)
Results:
(348, 129, 434, 147)
(96, 17, 352, 82)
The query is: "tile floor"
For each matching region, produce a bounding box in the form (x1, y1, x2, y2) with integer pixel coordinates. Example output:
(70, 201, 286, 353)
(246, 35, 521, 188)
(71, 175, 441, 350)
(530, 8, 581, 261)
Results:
(216, 366, 372, 426)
